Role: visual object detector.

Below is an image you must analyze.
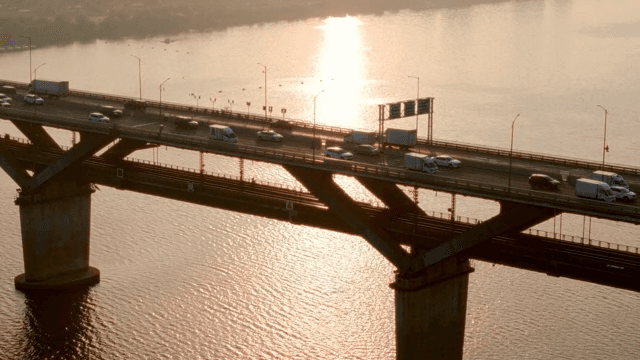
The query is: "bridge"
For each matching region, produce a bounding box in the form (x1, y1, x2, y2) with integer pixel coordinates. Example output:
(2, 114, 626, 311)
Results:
(1, 80, 639, 359)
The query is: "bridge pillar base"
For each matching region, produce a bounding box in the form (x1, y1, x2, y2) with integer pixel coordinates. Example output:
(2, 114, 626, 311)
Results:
(391, 257, 473, 360)
(14, 182, 99, 291)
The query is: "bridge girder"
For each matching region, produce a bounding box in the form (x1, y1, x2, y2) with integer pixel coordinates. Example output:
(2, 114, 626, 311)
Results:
(285, 165, 411, 271)
(100, 139, 155, 162)
(408, 201, 557, 274)
(11, 120, 61, 150)
(23, 132, 115, 193)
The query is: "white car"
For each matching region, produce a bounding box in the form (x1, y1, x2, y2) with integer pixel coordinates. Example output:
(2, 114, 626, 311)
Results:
(89, 112, 110, 123)
(325, 146, 353, 160)
(432, 155, 461, 168)
(0, 99, 10, 108)
(23, 94, 44, 105)
(611, 186, 636, 202)
(257, 130, 283, 142)
(0, 94, 11, 103)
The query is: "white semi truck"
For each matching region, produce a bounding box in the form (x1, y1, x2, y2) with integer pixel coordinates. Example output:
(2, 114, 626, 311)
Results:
(209, 125, 238, 143)
(591, 170, 629, 189)
(29, 79, 69, 99)
(343, 131, 376, 144)
(383, 128, 417, 150)
(575, 178, 616, 202)
(404, 153, 438, 173)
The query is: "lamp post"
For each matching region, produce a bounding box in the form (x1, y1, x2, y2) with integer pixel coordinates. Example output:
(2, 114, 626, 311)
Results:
(408, 75, 419, 132)
(508, 113, 520, 192)
(597, 105, 608, 169)
(281, 107, 286, 119)
(19, 35, 31, 84)
(189, 93, 201, 110)
(246, 101, 251, 114)
(228, 99, 234, 112)
(159, 77, 170, 119)
(313, 90, 325, 162)
(210, 97, 216, 112)
(258, 63, 267, 120)
(130, 54, 142, 100)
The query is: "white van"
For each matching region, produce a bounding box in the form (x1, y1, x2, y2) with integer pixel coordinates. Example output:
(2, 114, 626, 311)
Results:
(209, 125, 237, 143)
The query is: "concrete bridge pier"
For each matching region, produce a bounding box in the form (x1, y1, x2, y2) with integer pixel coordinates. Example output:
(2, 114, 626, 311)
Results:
(14, 181, 99, 291)
(392, 256, 474, 360)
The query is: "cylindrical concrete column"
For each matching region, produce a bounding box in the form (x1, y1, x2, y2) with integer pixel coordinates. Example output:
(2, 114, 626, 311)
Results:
(392, 257, 473, 360)
(14, 182, 99, 290)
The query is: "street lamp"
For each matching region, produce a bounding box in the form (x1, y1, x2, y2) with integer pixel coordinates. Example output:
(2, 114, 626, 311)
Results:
(228, 99, 234, 112)
(281, 107, 286, 119)
(258, 63, 267, 120)
(508, 114, 520, 192)
(189, 93, 201, 110)
(130, 54, 142, 100)
(159, 77, 170, 119)
(597, 105, 608, 169)
(246, 101, 251, 114)
(313, 90, 325, 162)
(18, 35, 31, 84)
(408, 75, 419, 133)
(210, 97, 216, 111)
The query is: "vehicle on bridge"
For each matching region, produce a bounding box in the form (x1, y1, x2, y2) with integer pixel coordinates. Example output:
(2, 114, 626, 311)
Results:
(257, 130, 283, 142)
(325, 147, 354, 160)
(575, 178, 615, 202)
(124, 100, 148, 111)
(353, 144, 380, 156)
(0, 94, 12, 104)
(88, 112, 110, 124)
(270, 119, 294, 130)
(344, 131, 376, 144)
(0, 99, 10, 108)
(1, 85, 17, 94)
(611, 186, 636, 202)
(209, 125, 237, 143)
(29, 79, 69, 99)
(23, 94, 44, 105)
(383, 128, 417, 150)
(432, 155, 461, 168)
(528, 174, 560, 191)
(592, 170, 629, 189)
(100, 105, 123, 118)
(404, 153, 438, 173)
(169, 115, 199, 130)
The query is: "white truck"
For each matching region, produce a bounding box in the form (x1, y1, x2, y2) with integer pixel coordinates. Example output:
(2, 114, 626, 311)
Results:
(29, 79, 69, 99)
(591, 170, 629, 189)
(404, 153, 438, 173)
(209, 125, 238, 143)
(575, 178, 616, 202)
(384, 128, 417, 149)
(343, 131, 376, 144)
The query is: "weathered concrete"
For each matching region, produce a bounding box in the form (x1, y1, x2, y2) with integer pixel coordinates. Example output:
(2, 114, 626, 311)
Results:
(14, 182, 99, 291)
(392, 257, 474, 360)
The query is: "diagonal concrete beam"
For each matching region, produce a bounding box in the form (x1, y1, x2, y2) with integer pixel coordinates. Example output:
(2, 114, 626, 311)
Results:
(24, 132, 114, 193)
(356, 177, 423, 215)
(408, 201, 556, 274)
(0, 139, 31, 187)
(11, 120, 61, 150)
(101, 139, 155, 162)
(285, 165, 410, 271)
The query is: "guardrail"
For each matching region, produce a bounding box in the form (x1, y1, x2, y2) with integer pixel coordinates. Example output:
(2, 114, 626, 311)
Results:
(4, 78, 640, 175)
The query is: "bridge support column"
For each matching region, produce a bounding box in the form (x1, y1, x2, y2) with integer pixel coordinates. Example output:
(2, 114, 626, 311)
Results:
(392, 257, 473, 360)
(14, 182, 99, 291)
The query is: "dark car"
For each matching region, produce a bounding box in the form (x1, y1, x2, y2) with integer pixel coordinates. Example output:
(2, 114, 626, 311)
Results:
(354, 144, 380, 156)
(100, 105, 123, 118)
(528, 174, 560, 190)
(124, 100, 148, 111)
(1, 85, 17, 94)
(270, 119, 294, 130)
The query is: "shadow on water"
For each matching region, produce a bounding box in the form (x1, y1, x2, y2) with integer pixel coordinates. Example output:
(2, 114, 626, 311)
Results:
(19, 288, 99, 360)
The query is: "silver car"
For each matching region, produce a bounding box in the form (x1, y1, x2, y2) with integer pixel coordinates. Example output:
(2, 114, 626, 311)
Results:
(325, 147, 353, 160)
(432, 155, 461, 168)
(257, 130, 283, 142)
(89, 112, 110, 123)
(611, 186, 636, 202)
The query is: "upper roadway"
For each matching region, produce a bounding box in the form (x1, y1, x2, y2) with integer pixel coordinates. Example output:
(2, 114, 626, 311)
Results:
(2, 81, 640, 224)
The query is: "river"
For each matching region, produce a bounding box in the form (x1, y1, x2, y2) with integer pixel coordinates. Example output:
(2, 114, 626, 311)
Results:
(1, 0, 640, 358)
